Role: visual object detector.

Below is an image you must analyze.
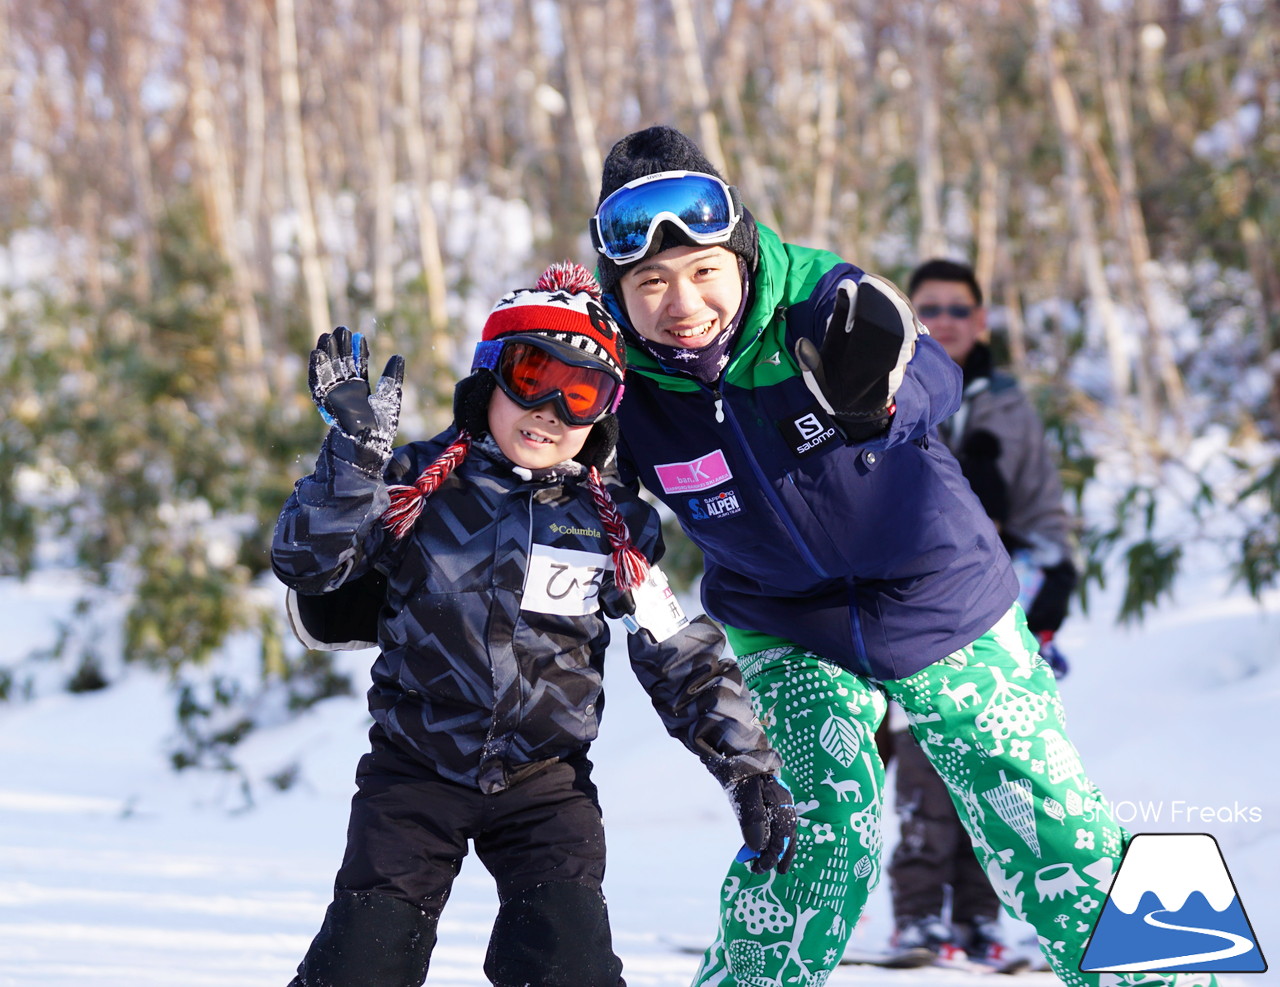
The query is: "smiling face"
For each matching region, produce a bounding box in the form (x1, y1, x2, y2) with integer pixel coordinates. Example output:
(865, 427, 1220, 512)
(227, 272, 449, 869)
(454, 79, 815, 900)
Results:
(910, 279, 986, 365)
(486, 387, 592, 469)
(617, 245, 744, 350)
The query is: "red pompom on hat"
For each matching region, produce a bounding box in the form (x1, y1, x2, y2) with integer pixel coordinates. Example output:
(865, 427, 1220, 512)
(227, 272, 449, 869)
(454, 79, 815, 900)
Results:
(383, 261, 650, 593)
(481, 261, 626, 380)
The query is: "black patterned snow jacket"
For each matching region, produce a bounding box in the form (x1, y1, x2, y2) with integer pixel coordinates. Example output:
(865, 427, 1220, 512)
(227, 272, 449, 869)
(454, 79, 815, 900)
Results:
(272, 427, 781, 794)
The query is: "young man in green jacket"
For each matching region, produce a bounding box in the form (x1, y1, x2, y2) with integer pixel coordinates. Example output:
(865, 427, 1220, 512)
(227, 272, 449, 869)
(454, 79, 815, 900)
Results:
(588, 125, 1215, 987)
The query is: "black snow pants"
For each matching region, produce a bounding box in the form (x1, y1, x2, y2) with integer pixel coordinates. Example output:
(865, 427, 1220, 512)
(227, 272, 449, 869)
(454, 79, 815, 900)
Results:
(886, 727, 1001, 928)
(289, 728, 624, 987)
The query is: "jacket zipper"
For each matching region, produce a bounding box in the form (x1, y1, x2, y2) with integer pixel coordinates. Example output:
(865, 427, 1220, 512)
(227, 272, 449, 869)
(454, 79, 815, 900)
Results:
(484, 486, 531, 786)
(712, 380, 871, 670)
(708, 384, 832, 581)
(718, 300, 871, 667)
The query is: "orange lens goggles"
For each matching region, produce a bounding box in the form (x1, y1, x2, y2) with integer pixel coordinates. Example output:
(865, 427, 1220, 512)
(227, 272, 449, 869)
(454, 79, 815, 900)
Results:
(486, 339, 622, 426)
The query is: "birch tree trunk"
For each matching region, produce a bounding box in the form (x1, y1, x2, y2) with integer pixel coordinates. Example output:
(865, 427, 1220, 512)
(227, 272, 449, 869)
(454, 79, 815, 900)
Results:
(0, 0, 13, 263)
(62, 33, 107, 313)
(914, 2, 946, 260)
(186, 4, 268, 402)
(1234, 15, 1280, 433)
(275, 0, 332, 340)
(670, 0, 729, 174)
(836, 7, 883, 264)
(105, 0, 156, 302)
(241, 3, 268, 294)
(425, 0, 469, 253)
(0, 0, 10, 117)
(714, 0, 780, 232)
(594, 0, 636, 152)
(1079, 127, 1159, 432)
(362, 32, 397, 320)
(807, 0, 839, 249)
(400, 1, 452, 358)
(974, 104, 1001, 337)
(999, 242, 1031, 376)
(1035, 0, 1134, 429)
(79, 191, 105, 312)
(0, 0, 9, 335)
(1095, 7, 1186, 437)
(514, 0, 563, 225)
(559, 4, 603, 192)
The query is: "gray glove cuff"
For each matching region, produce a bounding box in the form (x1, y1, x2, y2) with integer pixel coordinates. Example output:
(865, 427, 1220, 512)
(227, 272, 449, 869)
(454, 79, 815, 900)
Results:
(704, 747, 784, 791)
(326, 428, 392, 477)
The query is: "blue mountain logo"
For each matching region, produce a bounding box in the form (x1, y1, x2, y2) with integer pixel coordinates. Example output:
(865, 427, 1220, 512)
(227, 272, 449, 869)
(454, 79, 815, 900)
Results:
(1080, 833, 1267, 974)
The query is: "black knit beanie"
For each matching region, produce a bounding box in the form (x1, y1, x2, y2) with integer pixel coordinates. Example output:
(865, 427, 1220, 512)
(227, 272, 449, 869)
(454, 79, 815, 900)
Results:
(594, 126, 759, 297)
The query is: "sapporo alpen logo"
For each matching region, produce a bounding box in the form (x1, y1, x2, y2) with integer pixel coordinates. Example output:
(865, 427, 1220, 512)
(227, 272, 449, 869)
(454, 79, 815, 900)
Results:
(1079, 833, 1267, 974)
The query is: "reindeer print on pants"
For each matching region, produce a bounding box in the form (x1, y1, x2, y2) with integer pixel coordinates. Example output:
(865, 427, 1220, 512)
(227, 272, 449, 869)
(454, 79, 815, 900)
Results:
(691, 606, 1218, 987)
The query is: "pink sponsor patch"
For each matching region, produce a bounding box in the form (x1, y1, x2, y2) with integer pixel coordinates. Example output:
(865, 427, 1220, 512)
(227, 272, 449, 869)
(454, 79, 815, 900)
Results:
(654, 449, 734, 494)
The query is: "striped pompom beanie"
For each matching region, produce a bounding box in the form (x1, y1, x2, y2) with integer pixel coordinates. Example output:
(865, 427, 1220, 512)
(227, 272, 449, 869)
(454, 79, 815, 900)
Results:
(381, 263, 649, 591)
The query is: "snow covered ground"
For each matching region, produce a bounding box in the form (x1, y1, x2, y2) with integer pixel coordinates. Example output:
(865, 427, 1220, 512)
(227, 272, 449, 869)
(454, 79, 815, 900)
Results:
(1, 557, 1276, 986)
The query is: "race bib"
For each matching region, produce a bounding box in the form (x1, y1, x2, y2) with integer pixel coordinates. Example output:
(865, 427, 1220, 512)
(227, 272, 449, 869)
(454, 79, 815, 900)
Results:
(622, 565, 689, 643)
(522, 544, 610, 616)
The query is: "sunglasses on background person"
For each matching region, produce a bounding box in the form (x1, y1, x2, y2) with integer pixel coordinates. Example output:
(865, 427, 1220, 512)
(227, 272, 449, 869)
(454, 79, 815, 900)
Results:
(590, 170, 743, 264)
(472, 335, 624, 427)
(916, 303, 976, 320)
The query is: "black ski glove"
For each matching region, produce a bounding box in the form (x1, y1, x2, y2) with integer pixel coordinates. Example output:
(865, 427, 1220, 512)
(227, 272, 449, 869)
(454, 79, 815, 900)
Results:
(1025, 558, 1078, 636)
(794, 274, 921, 442)
(729, 774, 798, 874)
(308, 326, 404, 459)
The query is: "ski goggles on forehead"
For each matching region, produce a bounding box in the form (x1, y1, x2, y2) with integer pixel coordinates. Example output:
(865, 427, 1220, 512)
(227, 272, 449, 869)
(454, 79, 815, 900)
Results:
(472, 336, 624, 426)
(590, 170, 743, 264)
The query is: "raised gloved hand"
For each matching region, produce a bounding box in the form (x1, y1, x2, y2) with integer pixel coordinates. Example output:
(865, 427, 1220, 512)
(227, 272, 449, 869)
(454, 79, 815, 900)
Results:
(729, 774, 798, 874)
(794, 274, 921, 441)
(308, 326, 404, 458)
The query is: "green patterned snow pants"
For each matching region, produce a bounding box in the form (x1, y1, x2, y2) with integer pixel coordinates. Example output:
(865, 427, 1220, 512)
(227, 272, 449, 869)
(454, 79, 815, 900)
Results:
(692, 606, 1217, 987)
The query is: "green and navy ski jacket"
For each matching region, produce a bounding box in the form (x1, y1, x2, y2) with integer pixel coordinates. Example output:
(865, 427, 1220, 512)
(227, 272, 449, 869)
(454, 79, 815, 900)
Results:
(607, 225, 1019, 680)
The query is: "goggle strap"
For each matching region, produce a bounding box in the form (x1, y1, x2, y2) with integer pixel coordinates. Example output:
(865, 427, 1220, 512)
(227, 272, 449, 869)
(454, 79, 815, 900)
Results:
(471, 339, 503, 373)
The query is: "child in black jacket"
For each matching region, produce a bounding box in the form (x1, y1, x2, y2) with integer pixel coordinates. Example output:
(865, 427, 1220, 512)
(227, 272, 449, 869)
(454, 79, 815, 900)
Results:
(272, 263, 795, 987)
